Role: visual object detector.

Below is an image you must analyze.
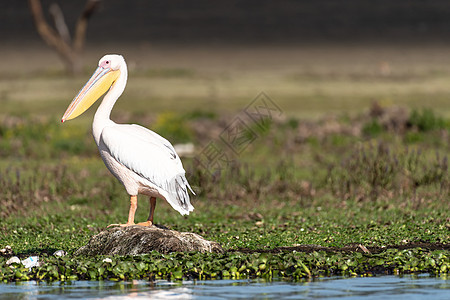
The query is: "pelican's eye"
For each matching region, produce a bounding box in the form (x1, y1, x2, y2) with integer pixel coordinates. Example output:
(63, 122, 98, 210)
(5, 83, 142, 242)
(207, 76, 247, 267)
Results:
(100, 60, 112, 69)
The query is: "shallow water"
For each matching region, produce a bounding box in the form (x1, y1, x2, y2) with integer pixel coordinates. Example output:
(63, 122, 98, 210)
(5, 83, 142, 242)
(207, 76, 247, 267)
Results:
(0, 274, 448, 299)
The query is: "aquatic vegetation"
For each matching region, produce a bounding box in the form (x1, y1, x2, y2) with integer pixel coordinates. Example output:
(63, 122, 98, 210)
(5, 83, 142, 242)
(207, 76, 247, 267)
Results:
(1, 248, 448, 282)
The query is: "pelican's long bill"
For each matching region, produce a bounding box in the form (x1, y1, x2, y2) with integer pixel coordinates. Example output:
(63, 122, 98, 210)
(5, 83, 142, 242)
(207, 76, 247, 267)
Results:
(61, 67, 120, 122)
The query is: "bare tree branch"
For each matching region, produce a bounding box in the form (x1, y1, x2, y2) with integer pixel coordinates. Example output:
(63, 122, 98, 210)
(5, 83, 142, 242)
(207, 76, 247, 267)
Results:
(74, 0, 101, 53)
(49, 3, 71, 44)
(28, 0, 75, 71)
(28, 0, 101, 74)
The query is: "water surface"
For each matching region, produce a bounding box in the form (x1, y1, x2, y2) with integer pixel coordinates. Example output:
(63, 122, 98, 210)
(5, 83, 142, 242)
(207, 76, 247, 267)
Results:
(0, 274, 448, 299)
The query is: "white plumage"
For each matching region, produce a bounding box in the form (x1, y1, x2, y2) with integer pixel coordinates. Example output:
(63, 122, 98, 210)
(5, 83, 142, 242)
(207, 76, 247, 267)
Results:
(100, 124, 194, 214)
(62, 54, 194, 226)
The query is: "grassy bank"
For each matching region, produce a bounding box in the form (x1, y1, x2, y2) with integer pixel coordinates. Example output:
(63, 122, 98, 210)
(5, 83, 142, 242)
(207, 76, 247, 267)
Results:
(0, 103, 448, 281)
(0, 43, 449, 281)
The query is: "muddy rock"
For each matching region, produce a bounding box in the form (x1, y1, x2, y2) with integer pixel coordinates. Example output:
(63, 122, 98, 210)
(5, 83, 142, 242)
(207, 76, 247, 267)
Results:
(74, 225, 223, 256)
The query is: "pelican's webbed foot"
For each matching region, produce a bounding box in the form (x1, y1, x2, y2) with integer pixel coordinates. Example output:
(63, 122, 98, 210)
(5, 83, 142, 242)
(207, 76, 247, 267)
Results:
(107, 222, 135, 228)
(136, 221, 153, 227)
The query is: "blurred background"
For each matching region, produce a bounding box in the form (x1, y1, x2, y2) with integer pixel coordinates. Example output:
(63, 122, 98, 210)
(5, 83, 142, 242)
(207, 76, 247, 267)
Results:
(0, 1, 449, 221)
(2, 0, 450, 120)
(6, 1, 450, 43)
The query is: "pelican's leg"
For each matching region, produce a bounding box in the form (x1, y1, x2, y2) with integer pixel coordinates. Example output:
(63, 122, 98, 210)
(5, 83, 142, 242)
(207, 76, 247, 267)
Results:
(137, 197, 156, 227)
(107, 195, 137, 227)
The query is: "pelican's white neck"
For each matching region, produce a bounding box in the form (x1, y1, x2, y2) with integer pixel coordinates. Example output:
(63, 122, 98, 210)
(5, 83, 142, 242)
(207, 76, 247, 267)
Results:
(92, 60, 128, 145)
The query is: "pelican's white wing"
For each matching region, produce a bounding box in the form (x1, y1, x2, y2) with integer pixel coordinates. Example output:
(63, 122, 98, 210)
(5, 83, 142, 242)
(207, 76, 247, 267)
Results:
(100, 124, 194, 214)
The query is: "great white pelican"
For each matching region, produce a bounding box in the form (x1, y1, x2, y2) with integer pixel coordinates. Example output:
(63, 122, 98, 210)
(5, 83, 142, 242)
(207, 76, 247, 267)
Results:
(61, 54, 194, 227)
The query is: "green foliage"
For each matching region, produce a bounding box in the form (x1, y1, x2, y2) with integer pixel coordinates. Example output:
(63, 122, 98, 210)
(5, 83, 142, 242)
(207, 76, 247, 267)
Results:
(0, 107, 449, 283)
(185, 110, 217, 120)
(152, 112, 194, 143)
(285, 117, 299, 129)
(408, 108, 445, 132)
(0, 248, 448, 282)
(0, 118, 96, 159)
(323, 142, 448, 202)
(404, 131, 423, 144)
(362, 119, 384, 136)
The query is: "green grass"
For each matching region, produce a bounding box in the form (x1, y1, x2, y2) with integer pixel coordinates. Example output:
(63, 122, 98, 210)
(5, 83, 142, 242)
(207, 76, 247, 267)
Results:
(0, 43, 449, 281)
(0, 106, 448, 281)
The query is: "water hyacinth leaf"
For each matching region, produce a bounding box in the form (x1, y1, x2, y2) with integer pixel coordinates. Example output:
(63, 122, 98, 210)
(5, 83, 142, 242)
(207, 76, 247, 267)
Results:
(136, 262, 147, 272)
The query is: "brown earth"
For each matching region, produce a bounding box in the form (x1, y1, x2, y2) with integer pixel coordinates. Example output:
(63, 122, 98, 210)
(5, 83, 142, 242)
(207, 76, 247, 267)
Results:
(231, 242, 450, 255)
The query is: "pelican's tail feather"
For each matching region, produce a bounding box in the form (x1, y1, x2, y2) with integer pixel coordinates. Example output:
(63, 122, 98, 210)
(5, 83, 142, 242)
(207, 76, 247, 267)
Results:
(162, 173, 194, 215)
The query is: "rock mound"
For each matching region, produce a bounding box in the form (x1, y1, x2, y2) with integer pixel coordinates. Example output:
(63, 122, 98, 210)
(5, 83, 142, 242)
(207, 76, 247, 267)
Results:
(74, 225, 223, 256)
